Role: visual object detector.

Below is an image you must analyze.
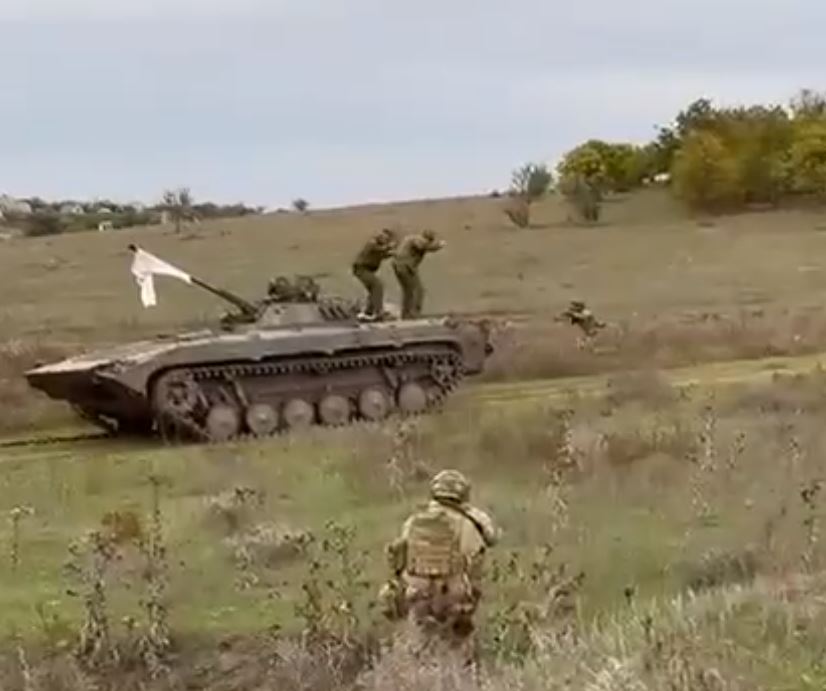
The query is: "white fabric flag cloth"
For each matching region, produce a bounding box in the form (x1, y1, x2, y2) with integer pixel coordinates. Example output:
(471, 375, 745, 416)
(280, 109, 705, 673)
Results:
(130, 248, 192, 307)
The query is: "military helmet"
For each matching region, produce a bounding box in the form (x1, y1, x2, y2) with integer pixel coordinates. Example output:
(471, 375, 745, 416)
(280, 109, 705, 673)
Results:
(379, 227, 397, 241)
(422, 229, 436, 242)
(430, 469, 470, 503)
(569, 300, 586, 310)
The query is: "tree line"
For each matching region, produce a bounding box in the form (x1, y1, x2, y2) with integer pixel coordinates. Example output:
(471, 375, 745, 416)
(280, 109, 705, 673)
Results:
(507, 88, 826, 226)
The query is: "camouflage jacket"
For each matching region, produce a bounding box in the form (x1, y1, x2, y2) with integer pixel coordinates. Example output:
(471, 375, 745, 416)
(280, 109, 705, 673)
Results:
(353, 234, 397, 271)
(386, 500, 497, 586)
(393, 234, 445, 271)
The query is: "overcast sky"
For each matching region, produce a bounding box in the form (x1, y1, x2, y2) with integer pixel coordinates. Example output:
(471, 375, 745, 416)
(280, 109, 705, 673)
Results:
(1, 0, 824, 209)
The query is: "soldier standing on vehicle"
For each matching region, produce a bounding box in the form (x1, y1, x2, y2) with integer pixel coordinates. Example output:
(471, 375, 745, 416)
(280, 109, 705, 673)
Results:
(352, 228, 398, 320)
(378, 469, 498, 659)
(392, 229, 445, 319)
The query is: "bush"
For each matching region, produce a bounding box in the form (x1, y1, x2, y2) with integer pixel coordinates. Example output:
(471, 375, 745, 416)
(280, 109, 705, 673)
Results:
(672, 130, 744, 211)
(558, 174, 602, 223)
(510, 163, 552, 201)
(557, 142, 607, 189)
(558, 140, 649, 193)
(504, 163, 552, 228)
(292, 198, 310, 213)
(789, 120, 826, 200)
(24, 212, 67, 237)
(503, 196, 531, 228)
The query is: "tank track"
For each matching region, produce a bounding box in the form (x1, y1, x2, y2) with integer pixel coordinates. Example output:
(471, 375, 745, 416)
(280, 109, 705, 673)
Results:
(151, 346, 465, 443)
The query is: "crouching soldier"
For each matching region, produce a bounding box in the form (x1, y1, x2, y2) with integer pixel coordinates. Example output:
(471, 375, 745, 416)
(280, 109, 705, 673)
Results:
(378, 470, 498, 659)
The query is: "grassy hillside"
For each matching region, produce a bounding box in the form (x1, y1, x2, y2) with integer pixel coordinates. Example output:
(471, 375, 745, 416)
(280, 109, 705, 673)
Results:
(4, 188, 826, 432)
(3, 189, 826, 340)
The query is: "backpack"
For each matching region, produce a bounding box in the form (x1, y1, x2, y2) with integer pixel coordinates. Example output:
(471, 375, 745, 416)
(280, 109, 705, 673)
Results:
(405, 506, 463, 578)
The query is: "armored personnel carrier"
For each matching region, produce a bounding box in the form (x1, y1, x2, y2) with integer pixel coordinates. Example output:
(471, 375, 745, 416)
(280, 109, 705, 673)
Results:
(25, 257, 493, 442)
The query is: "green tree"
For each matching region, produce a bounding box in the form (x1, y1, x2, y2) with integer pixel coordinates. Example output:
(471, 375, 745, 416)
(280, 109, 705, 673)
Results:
(789, 121, 826, 200)
(292, 198, 310, 213)
(557, 142, 607, 188)
(672, 130, 743, 211)
(723, 106, 793, 204)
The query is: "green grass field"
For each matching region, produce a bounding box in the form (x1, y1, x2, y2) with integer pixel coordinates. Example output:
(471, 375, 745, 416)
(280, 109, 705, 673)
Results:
(3, 190, 826, 689)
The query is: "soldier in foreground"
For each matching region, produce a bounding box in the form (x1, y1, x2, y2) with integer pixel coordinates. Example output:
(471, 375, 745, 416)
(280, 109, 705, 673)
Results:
(392, 229, 445, 319)
(379, 469, 498, 659)
(352, 228, 398, 321)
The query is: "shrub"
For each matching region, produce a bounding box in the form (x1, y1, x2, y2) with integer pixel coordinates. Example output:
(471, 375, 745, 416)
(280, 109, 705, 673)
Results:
(510, 163, 552, 201)
(503, 196, 531, 229)
(504, 163, 552, 228)
(558, 174, 602, 223)
(24, 212, 67, 237)
(292, 198, 310, 213)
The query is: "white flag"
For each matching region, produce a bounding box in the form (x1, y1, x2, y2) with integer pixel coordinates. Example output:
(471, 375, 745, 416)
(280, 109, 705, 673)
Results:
(129, 247, 192, 307)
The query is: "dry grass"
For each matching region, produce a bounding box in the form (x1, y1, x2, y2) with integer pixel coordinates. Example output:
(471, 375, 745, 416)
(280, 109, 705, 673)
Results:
(0, 340, 73, 432)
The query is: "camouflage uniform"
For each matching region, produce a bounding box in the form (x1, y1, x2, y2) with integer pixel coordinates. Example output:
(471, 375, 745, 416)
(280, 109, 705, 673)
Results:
(379, 470, 498, 656)
(352, 229, 398, 319)
(557, 300, 606, 337)
(392, 230, 445, 319)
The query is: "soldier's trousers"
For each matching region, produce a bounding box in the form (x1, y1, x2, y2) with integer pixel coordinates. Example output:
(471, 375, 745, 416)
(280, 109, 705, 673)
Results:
(352, 264, 384, 316)
(393, 264, 424, 319)
(401, 575, 478, 664)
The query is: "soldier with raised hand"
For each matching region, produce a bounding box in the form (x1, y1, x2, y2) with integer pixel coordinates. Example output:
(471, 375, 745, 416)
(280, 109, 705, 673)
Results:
(352, 228, 398, 320)
(392, 229, 445, 319)
(379, 469, 498, 659)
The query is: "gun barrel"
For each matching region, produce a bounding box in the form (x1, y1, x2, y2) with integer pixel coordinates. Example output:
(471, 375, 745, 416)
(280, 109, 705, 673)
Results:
(190, 276, 258, 316)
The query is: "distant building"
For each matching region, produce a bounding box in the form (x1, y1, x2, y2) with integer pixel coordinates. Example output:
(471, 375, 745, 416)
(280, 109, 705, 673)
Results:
(97, 206, 113, 215)
(98, 220, 114, 232)
(60, 203, 84, 216)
